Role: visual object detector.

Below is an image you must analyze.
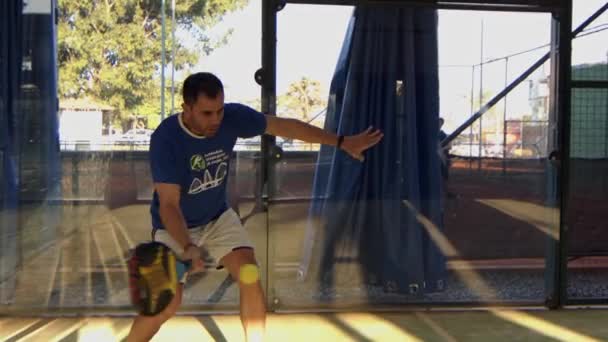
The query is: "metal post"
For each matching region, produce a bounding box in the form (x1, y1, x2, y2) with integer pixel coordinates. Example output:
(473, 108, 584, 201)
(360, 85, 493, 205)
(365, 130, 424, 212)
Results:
(470, 65, 475, 168)
(261, 0, 278, 309)
(161, 0, 166, 120)
(478, 18, 484, 168)
(555, 0, 573, 309)
(545, 0, 572, 309)
(261, 0, 278, 199)
(503, 57, 508, 173)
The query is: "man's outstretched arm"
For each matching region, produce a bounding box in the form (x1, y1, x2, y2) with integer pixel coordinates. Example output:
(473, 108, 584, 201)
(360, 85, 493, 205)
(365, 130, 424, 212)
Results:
(264, 115, 383, 161)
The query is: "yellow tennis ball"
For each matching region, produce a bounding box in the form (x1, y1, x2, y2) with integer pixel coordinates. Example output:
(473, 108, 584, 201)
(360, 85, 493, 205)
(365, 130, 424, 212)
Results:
(239, 264, 260, 285)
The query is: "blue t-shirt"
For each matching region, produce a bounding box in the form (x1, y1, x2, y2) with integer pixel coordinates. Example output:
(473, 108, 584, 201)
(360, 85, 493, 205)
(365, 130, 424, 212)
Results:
(149, 103, 266, 229)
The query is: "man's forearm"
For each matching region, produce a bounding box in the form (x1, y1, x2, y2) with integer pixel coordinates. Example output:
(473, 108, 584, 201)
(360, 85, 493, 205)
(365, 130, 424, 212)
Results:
(273, 118, 339, 146)
(159, 203, 192, 249)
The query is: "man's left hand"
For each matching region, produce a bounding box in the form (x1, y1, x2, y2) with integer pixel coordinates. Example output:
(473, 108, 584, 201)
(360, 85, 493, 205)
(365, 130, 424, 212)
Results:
(340, 126, 384, 161)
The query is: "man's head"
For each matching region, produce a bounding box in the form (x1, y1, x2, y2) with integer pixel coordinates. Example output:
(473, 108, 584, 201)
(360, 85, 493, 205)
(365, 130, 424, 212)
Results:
(181, 72, 224, 137)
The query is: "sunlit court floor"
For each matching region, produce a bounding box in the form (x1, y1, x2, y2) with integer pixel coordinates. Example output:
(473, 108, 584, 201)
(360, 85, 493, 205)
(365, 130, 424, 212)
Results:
(4, 200, 608, 309)
(2, 309, 608, 341)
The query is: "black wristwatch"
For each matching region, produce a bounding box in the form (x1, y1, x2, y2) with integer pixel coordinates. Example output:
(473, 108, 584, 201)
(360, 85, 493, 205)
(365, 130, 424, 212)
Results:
(337, 135, 344, 149)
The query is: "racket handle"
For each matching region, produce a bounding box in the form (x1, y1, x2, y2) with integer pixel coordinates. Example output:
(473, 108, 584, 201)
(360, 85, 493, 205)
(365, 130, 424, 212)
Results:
(176, 260, 191, 279)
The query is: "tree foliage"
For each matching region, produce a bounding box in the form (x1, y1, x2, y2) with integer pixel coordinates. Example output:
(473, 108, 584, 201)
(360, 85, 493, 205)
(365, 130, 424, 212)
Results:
(57, 0, 247, 130)
(277, 77, 326, 123)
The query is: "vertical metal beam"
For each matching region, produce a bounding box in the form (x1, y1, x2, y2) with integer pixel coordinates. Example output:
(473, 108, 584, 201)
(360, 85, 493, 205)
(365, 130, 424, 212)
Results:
(502, 57, 508, 173)
(469, 65, 475, 167)
(478, 19, 484, 168)
(261, 0, 278, 194)
(546, 0, 572, 309)
(555, 0, 572, 308)
(261, 0, 278, 310)
(261, 2, 278, 119)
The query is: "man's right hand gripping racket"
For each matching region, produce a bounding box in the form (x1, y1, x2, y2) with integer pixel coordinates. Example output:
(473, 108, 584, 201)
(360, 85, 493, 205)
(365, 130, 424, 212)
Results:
(128, 241, 190, 316)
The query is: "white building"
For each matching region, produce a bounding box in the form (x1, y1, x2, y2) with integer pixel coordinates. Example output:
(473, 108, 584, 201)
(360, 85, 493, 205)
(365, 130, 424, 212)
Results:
(58, 98, 114, 150)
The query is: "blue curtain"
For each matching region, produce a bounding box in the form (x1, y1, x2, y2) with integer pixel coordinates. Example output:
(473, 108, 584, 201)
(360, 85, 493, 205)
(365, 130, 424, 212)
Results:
(0, 0, 23, 201)
(21, 5, 62, 201)
(0, 0, 23, 287)
(19, 4, 62, 246)
(1, 0, 61, 287)
(302, 6, 445, 297)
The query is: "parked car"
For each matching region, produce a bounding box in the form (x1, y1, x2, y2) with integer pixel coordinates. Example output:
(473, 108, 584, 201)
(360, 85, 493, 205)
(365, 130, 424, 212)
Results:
(116, 128, 153, 145)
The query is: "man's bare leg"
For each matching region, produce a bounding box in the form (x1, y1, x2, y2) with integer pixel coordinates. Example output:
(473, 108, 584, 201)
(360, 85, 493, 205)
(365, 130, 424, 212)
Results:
(221, 248, 266, 342)
(126, 285, 183, 342)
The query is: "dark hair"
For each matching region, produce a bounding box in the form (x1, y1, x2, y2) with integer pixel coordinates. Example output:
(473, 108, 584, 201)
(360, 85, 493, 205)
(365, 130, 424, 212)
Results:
(182, 72, 224, 105)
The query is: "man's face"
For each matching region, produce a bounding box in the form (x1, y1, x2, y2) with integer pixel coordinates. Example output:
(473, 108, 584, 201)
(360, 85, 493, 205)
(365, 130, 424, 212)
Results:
(182, 92, 225, 137)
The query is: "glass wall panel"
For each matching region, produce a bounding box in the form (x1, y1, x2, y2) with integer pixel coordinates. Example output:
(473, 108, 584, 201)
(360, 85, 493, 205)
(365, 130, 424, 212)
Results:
(0, 0, 264, 312)
(565, 0, 608, 303)
(269, 4, 557, 309)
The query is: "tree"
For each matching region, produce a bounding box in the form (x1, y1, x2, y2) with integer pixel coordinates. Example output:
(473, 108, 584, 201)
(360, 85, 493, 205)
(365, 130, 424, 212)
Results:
(243, 77, 328, 126)
(277, 77, 326, 123)
(57, 0, 247, 130)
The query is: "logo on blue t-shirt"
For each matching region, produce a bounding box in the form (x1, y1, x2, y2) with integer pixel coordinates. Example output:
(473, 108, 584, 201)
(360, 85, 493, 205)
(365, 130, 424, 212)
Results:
(190, 154, 206, 171)
(187, 150, 229, 195)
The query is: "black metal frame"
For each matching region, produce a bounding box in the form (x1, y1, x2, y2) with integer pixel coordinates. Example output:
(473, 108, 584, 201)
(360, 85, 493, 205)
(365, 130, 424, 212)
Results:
(5, 0, 607, 317)
(571, 80, 608, 88)
(261, 0, 579, 310)
(548, 0, 572, 308)
(283, 0, 563, 12)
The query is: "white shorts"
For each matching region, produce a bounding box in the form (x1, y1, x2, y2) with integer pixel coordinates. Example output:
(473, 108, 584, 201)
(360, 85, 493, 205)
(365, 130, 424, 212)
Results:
(152, 208, 253, 281)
